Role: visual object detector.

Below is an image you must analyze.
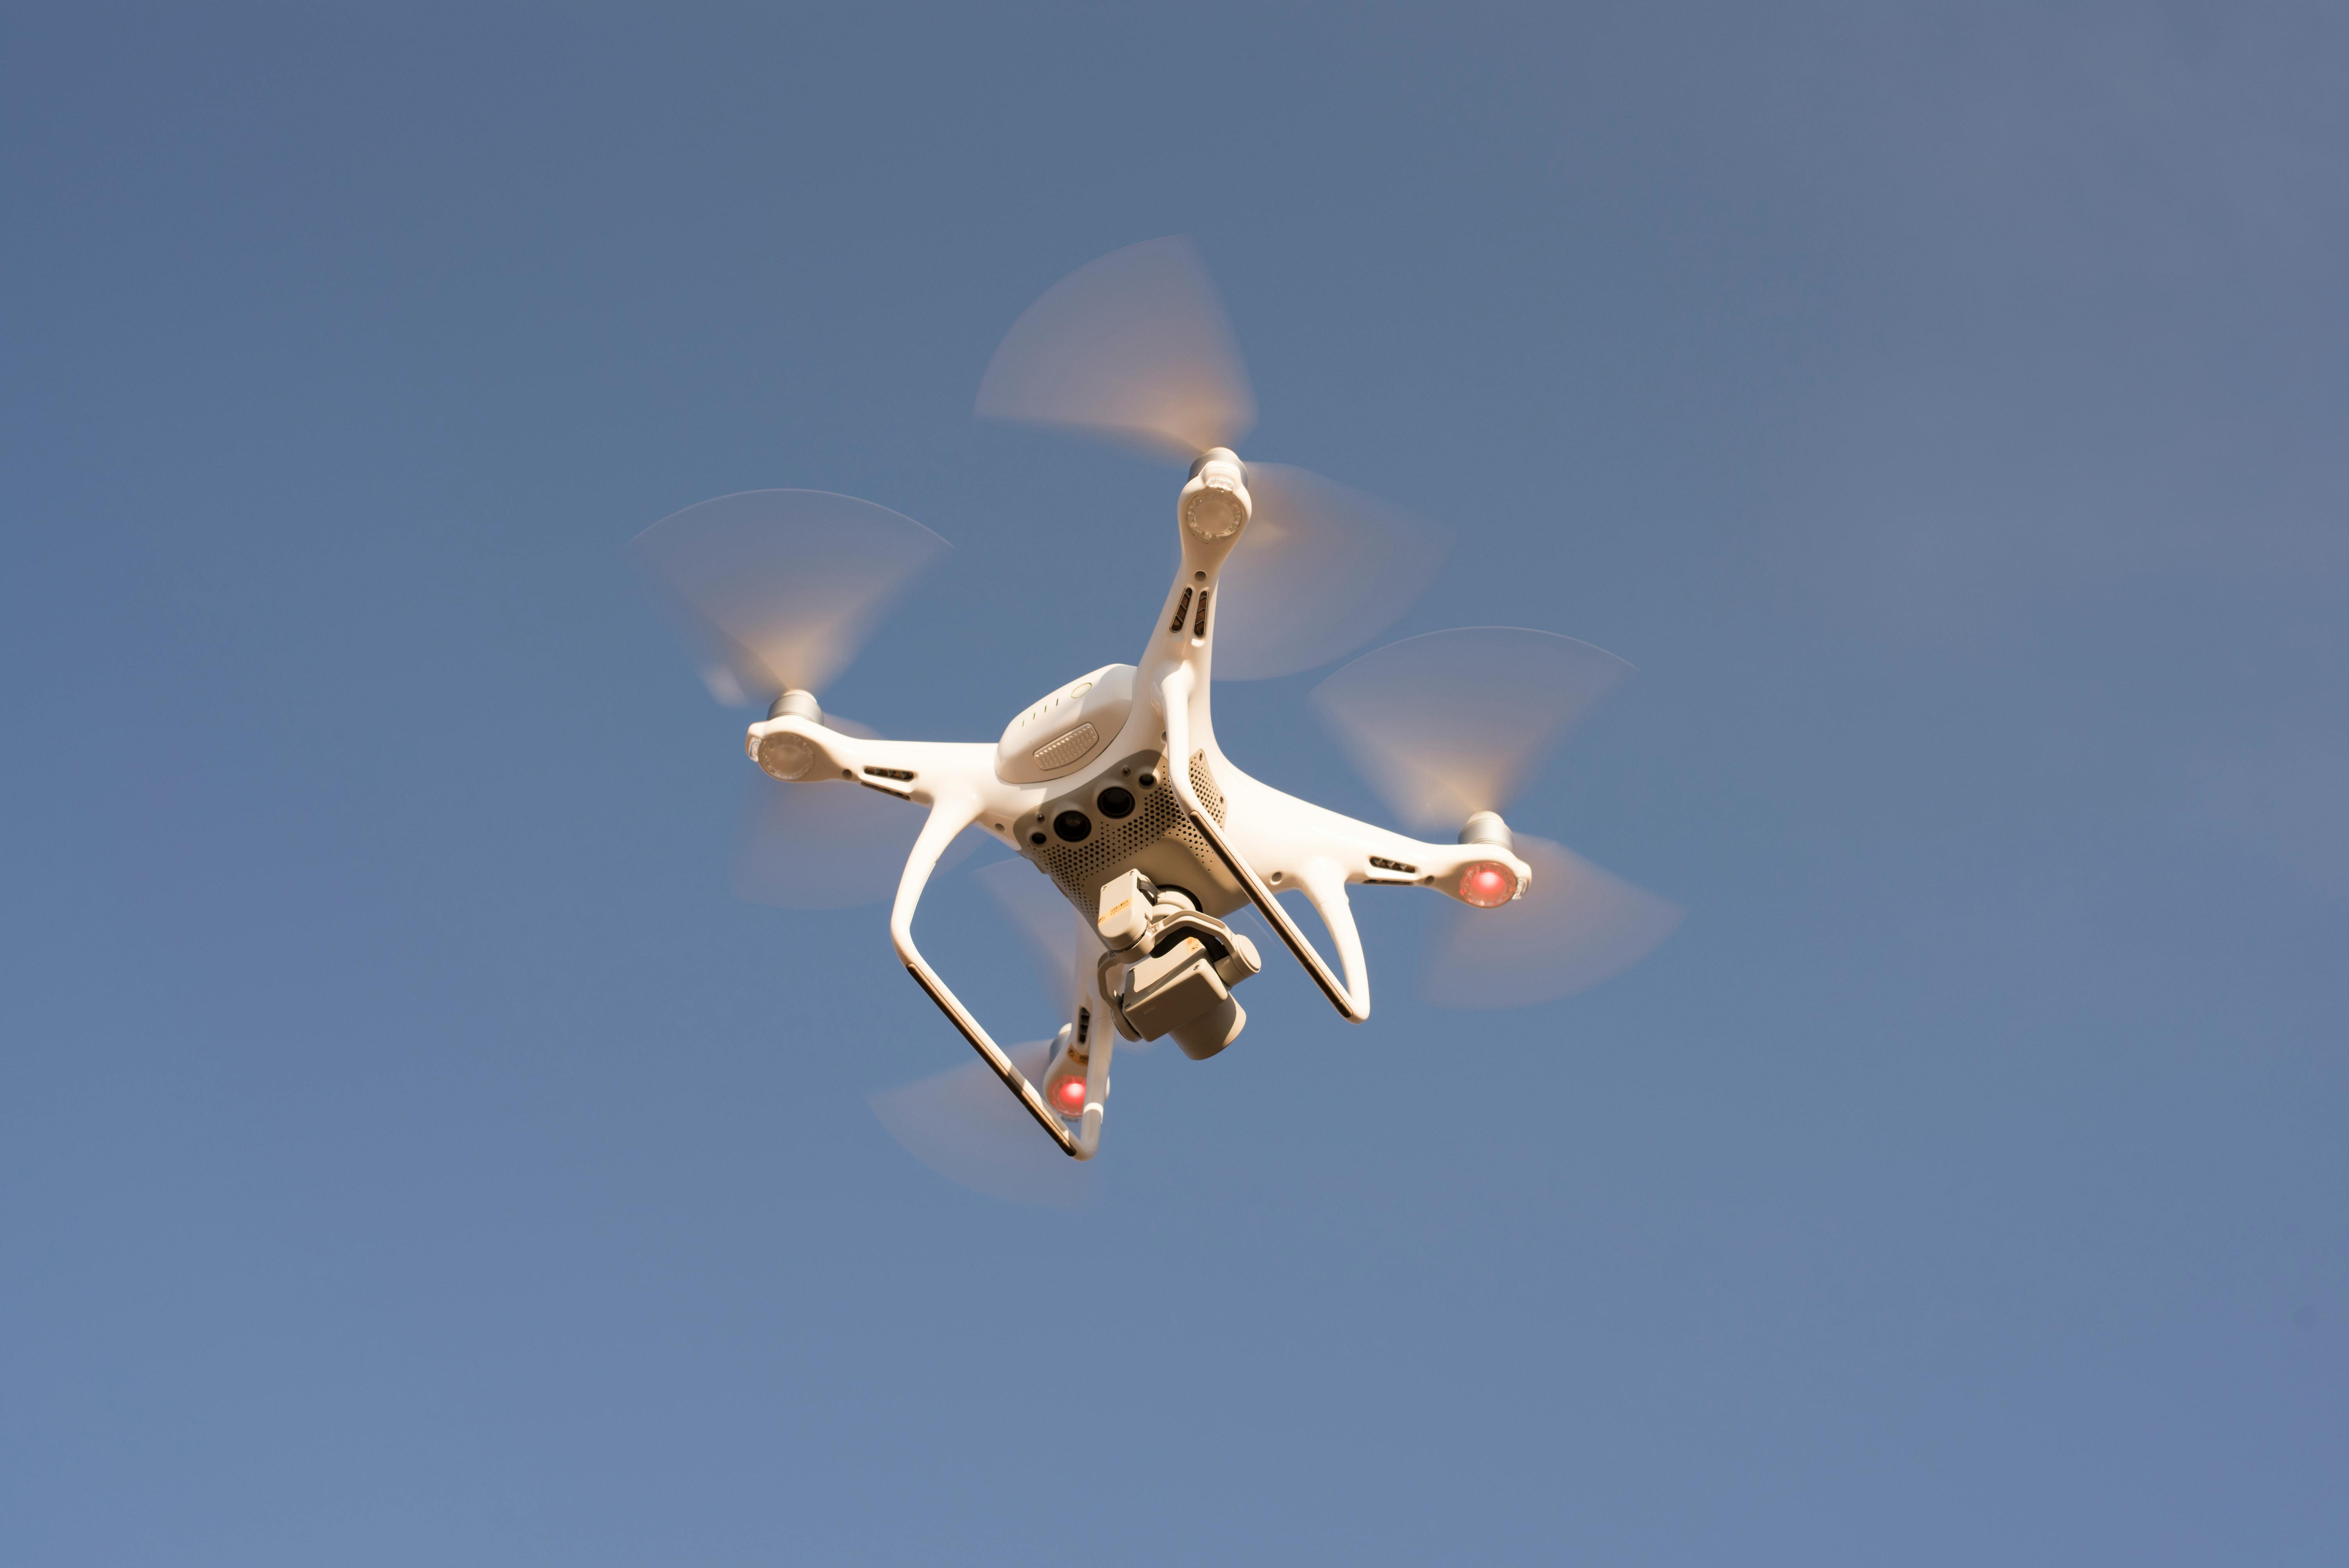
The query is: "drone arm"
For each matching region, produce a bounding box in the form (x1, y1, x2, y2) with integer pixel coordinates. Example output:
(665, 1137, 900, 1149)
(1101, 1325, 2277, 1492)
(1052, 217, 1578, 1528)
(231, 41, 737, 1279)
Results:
(1158, 665, 1371, 1023)
(889, 791, 1095, 1159)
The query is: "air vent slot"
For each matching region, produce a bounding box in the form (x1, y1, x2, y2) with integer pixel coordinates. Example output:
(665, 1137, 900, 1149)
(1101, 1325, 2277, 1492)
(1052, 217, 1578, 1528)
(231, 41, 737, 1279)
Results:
(1032, 723, 1100, 772)
(1169, 588, 1193, 633)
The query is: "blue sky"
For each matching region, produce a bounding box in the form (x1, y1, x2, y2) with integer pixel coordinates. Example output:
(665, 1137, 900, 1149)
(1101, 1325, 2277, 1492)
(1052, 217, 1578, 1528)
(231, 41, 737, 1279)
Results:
(4, 4, 2344, 1563)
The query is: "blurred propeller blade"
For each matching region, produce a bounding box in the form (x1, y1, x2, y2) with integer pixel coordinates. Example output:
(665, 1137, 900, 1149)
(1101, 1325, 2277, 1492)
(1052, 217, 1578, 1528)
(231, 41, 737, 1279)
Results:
(870, 1040, 1094, 1207)
(737, 781, 977, 909)
(1310, 628, 1634, 831)
(1422, 836, 1682, 1009)
(974, 858, 1093, 1021)
(634, 490, 948, 705)
(1214, 463, 1451, 679)
(737, 715, 977, 909)
(976, 236, 1255, 460)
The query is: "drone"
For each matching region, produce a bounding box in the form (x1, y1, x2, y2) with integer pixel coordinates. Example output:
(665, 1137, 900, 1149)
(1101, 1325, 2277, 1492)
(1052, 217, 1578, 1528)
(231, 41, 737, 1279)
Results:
(636, 238, 1680, 1186)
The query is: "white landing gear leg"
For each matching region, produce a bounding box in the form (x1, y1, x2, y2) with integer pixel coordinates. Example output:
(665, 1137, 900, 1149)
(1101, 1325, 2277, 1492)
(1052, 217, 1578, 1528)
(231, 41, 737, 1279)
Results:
(889, 794, 1107, 1159)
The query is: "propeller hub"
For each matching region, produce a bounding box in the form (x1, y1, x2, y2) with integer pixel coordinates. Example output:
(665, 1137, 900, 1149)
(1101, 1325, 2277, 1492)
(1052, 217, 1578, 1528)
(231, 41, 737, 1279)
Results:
(1458, 810, 1514, 852)
(767, 688, 823, 724)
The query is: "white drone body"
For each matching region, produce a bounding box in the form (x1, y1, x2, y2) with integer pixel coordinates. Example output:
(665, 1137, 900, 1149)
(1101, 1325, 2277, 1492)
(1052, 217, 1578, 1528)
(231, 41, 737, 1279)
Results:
(739, 448, 1532, 1159)
(638, 240, 1679, 1183)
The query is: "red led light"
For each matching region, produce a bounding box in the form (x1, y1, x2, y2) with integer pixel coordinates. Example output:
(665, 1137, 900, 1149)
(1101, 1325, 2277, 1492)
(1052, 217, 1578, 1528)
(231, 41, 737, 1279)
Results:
(1459, 862, 1515, 909)
(1054, 1076, 1087, 1110)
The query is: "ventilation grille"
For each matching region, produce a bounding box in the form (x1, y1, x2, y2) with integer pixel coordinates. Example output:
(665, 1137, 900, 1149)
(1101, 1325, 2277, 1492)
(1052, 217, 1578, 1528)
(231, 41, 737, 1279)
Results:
(1189, 750, 1224, 820)
(1032, 751, 1225, 916)
(1032, 722, 1099, 771)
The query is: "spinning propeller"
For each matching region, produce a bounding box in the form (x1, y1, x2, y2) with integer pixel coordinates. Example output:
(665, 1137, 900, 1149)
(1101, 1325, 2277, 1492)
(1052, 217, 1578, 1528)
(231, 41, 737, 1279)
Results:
(1311, 629, 1684, 1009)
(869, 1036, 1089, 1208)
(634, 491, 961, 909)
(978, 236, 1449, 679)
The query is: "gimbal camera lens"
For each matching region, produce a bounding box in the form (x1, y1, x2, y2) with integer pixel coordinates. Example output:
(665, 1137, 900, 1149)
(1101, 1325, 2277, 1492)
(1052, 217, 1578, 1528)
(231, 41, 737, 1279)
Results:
(1052, 809, 1091, 843)
(1096, 786, 1135, 820)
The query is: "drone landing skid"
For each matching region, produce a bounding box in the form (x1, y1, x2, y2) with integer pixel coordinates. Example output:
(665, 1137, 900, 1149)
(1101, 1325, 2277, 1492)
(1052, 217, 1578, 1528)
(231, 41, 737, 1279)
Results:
(890, 795, 1107, 1158)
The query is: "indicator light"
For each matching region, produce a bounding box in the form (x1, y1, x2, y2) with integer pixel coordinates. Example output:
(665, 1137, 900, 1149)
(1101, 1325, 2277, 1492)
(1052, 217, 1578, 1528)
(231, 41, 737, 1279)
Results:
(1458, 861, 1516, 908)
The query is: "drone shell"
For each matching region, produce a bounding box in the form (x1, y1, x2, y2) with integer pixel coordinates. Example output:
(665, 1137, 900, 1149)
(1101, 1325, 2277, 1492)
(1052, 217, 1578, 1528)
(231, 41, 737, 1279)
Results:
(994, 664, 1137, 784)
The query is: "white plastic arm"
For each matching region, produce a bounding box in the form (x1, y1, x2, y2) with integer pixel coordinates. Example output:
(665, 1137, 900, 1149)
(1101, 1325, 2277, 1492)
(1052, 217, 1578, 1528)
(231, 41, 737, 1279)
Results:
(1158, 665, 1371, 1023)
(888, 789, 1102, 1159)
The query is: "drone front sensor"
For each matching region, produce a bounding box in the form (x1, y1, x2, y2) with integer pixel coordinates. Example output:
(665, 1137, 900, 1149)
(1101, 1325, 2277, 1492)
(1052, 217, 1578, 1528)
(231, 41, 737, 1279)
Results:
(634, 237, 1683, 1189)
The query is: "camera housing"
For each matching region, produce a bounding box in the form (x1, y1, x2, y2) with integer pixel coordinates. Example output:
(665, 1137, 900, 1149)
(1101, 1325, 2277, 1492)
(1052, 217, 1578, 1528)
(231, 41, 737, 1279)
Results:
(1093, 870, 1262, 1059)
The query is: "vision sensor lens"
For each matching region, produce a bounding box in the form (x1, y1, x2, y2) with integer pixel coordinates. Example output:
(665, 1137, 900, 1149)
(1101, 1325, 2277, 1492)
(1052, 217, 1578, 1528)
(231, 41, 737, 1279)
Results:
(1052, 810, 1092, 843)
(1096, 786, 1135, 820)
